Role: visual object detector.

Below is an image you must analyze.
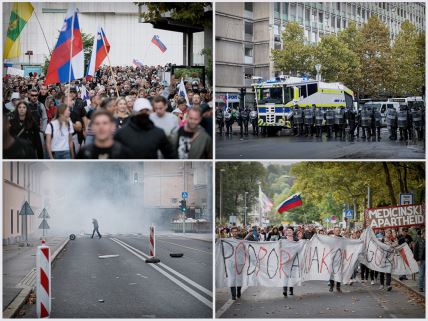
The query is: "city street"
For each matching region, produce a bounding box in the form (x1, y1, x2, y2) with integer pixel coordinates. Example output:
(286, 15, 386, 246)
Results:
(216, 127, 425, 159)
(17, 234, 212, 318)
(216, 280, 425, 318)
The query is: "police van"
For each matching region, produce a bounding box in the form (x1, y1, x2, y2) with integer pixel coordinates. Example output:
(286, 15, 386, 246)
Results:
(362, 101, 400, 127)
(251, 75, 354, 134)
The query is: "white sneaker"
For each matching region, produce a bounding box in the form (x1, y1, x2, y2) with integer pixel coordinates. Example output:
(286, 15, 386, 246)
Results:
(371, 280, 375, 285)
(379, 285, 385, 290)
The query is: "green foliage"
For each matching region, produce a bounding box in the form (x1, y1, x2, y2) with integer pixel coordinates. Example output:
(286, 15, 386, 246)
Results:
(138, 3, 212, 28)
(271, 17, 425, 99)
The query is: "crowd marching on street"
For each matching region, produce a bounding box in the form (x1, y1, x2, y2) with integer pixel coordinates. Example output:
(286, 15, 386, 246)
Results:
(216, 103, 425, 142)
(3, 65, 213, 159)
(216, 224, 425, 300)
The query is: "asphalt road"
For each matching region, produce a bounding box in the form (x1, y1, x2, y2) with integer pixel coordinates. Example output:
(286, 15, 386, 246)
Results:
(17, 234, 212, 318)
(216, 127, 425, 159)
(216, 279, 425, 318)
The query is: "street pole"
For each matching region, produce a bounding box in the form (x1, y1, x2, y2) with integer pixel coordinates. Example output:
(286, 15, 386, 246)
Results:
(220, 169, 225, 225)
(182, 162, 186, 234)
(257, 182, 262, 227)
(244, 192, 248, 227)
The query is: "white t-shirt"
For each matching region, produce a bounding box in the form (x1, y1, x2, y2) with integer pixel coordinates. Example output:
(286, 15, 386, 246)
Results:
(45, 119, 74, 151)
(150, 112, 179, 137)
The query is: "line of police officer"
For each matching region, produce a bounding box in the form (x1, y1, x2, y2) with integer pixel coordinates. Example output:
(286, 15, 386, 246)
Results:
(216, 106, 259, 138)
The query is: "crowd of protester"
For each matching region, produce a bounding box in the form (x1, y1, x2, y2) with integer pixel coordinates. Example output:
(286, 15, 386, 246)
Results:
(3, 65, 213, 159)
(216, 224, 425, 300)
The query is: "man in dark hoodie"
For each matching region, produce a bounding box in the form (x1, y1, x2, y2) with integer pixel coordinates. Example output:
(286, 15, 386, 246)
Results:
(114, 98, 175, 158)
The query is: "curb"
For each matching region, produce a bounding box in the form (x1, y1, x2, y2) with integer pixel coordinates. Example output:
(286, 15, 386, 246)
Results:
(392, 276, 425, 299)
(3, 238, 70, 318)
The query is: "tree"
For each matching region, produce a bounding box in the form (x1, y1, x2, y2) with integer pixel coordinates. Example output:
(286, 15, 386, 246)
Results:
(271, 22, 314, 76)
(359, 16, 392, 98)
(43, 32, 94, 76)
(314, 34, 360, 86)
(390, 21, 425, 96)
(138, 3, 212, 28)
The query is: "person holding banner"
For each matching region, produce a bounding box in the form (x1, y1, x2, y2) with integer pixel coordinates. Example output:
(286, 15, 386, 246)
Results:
(329, 226, 343, 293)
(283, 226, 298, 297)
(413, 229, 425, 292)
(379, 229, 398, 291)
(229, 226, 242, 300)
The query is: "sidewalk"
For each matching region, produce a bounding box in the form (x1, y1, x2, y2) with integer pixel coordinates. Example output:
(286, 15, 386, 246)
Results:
(174, 232, 212, 242)
(392, 274, 425, 299)
(3, 235, 69, 318)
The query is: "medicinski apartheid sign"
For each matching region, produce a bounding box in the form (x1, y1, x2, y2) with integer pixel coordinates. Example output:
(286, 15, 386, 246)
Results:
(216, 234, 363, 288)
(364, 204, 425, 229)
(359, 228, 419, 275)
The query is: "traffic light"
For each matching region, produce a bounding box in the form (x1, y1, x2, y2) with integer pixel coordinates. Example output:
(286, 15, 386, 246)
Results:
(179, 199, 187, 212)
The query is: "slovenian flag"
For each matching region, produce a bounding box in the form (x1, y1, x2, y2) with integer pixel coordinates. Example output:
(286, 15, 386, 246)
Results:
(178, 78, 190, 107)
(151, 35, 167, 53)
(133, 59, 144, 68)
(45, 6, 84, 85)
(86, 27, 110, 78)
(277, 194, 302, 213)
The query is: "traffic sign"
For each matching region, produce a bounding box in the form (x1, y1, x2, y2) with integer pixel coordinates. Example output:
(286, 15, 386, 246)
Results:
(344, 209, 353, 219)
(38, 208, 50, 219)
(400, 193, 414, 205)
(19, 201, 34, 216)
(182, 192, 189, 199)
(38, 219, 50, 230)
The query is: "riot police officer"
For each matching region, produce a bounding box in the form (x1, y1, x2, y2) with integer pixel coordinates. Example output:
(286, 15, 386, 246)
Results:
(249, 107, 259, 136)
(315, 107, 324, 138)
(397, 105, 408, 141)
(325, 108, 335, 138)
(360, 105, 372, 140)
(216, 106, 225, 135)
(373, 107, 382, 141)
(346, 107, 357, 141)
(238, 105, 250, 137)
(411, 106, 423, 141)
(386, 105, 398, 140)
(334, 107, 346, 139)
(293, 104, 304, 136)
(224, 107, 234, 136)
(304, 106, 314, 137)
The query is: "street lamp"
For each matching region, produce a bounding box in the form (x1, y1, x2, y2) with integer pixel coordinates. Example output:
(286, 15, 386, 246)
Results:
(219, 169, 226, 224)
(244, 191, 249, 227)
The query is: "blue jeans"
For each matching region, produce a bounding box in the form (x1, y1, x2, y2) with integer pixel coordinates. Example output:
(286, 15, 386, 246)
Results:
(419, 261, 425, 290)
(53, 150, 71, 159)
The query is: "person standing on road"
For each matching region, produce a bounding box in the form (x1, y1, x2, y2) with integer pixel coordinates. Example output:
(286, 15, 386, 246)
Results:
(283, 226, 298, 297)
(91, 218, 102, 239)
(379, 229, 397, 291)
(329, 226, 343, 293)
(398, 228, 414, 280)
(229, 226, 242, 300)
(386, 105, 398, 140)
(413, 230, 425, 292)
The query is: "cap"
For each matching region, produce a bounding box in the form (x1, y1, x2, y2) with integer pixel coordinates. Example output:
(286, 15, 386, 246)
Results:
(11, 92, 20, 100)
(133, 98, 152, 112)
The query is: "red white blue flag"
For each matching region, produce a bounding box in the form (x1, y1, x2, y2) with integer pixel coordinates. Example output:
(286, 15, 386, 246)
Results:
(151, 35, 167, 53)
(277, 194, 303, 213)
(45, 7, 84, 85)
(86, 27, 110, 78)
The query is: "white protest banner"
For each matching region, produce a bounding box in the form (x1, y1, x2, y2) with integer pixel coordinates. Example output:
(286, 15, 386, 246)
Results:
(359, 228, 419, 275)
(365, 204, 425, 229)
(216, 234, 363, 288)
(7, 67, 24, 77)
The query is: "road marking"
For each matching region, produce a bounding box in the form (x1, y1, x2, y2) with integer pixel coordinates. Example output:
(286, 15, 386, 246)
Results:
(110, 238, 212, 309)
(216, 286, 248, 318)
(156, 239, 212, 254)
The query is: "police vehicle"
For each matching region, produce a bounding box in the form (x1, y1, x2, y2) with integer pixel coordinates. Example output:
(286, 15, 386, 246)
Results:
(251, 75, 354, 134)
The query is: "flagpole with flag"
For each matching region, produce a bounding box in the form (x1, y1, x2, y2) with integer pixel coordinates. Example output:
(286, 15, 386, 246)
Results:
(98, 27, 119, 97)
(178, 78, 190, 107)
(68, 7, 75, 86)
(4, 2, 34, 59)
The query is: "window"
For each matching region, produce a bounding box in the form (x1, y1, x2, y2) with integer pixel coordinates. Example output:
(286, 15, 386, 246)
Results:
(336, 3, 340, 11)
(244, 2, 253, 12)
(337, 17, 341, 28)
(307, 83, 318, 96)
(244, 21, 253, 36)
(299, 85, 308, 98)
(10, 163, 13, 182)
(274, 2, 280, 14)
(17, 163, 19, 185)
(305, 8, 310, 22)
(244, 46, 253, 57)
(17, 211, 19, 233)
(11, 210, 14, 234)
(319, 12, 323, 24)
(283, 3, 288, 15)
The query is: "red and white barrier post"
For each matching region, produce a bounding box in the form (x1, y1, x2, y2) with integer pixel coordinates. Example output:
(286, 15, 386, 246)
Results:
(149, 225, 155, 257)
(36, 240, 51, 318)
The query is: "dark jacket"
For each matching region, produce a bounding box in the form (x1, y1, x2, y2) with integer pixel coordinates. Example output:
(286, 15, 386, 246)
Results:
(77, 141, 133, 159)
(413, 238, 425, 261)
(114, 115, 175, 159)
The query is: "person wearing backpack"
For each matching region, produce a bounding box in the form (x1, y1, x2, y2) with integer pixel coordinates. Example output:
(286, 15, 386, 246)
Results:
(45, 104, 75, 159)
